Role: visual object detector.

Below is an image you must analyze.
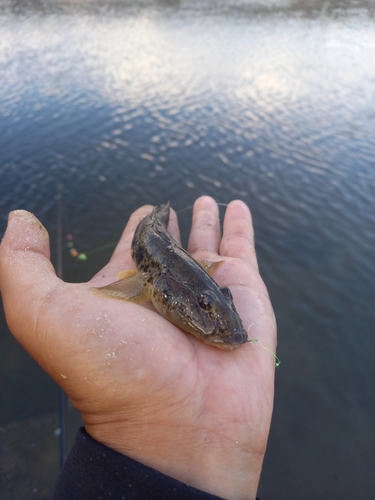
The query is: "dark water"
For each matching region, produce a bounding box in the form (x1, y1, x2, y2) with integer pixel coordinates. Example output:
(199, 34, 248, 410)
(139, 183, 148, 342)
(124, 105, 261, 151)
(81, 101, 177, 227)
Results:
(1, 1, 375, 498)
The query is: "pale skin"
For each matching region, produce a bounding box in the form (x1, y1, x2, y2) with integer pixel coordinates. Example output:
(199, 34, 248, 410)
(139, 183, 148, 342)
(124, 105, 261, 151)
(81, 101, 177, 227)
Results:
(0, 196, 276, 500)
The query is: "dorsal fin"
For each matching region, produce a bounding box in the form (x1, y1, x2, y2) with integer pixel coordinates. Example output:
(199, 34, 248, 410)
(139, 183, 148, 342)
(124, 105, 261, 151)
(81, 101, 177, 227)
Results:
(153, 202, 170, 227)
(196, 260, 224, 275)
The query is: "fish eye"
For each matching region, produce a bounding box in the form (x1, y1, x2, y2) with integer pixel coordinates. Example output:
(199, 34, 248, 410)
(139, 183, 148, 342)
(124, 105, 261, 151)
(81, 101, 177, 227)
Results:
(197, 292, 215, 311)
(220, 286, 233, 300)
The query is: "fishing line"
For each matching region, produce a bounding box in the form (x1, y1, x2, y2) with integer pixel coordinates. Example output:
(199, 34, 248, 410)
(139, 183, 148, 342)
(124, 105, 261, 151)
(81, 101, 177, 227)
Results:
(64, 203, 230, 261)
(83, 241, 118, 257)
(57, 184, 67, 467)
(248, 338, 280, 367)
(60, 196, 118, 261)
(246, 323, 280, 366)
(177, 202, 229, 214)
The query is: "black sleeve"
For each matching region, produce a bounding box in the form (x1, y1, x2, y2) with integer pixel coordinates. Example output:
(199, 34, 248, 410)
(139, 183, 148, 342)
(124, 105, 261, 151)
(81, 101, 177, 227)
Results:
(52, 427, 228, 500)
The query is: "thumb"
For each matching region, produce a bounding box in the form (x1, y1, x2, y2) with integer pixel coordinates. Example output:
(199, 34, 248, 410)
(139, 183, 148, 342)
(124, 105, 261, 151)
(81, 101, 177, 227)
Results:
(0, 210, 60, 349)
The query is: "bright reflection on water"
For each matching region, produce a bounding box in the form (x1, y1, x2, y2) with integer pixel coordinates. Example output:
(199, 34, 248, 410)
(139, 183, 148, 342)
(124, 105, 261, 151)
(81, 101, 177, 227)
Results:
(0, 1, 375, 499)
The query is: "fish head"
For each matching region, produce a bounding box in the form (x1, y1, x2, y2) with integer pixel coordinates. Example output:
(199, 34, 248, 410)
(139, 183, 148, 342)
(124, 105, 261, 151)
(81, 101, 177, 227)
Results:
(152, 277, 248, 350)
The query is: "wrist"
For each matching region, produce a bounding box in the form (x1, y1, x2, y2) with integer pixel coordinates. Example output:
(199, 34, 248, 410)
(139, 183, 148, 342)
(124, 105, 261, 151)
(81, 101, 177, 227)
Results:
(85, 420, 263, 500)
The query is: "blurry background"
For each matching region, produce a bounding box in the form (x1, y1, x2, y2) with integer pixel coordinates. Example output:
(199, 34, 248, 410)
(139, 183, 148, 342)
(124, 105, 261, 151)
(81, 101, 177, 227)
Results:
(0, 0, 374, 498)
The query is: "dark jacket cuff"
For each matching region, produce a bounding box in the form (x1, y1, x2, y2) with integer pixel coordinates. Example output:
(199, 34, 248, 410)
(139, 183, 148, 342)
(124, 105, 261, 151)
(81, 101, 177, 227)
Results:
(52, 427, 229, 500)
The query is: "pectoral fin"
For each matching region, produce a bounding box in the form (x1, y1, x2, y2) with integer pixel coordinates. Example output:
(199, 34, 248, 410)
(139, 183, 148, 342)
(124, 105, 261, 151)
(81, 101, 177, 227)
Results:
(93, 272, 150, 304)
(196, 260, 224, 275)
(117, 269, 138, 280)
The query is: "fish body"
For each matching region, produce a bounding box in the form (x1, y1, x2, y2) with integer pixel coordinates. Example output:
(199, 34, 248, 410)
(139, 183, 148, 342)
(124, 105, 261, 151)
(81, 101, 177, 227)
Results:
(94, 203, 248, 350)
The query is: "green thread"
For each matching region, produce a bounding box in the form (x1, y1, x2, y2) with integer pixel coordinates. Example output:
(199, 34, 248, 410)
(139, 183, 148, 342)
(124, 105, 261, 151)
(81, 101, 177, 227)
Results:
(84, 241, 118, 256)
(249, 339, 280, 367)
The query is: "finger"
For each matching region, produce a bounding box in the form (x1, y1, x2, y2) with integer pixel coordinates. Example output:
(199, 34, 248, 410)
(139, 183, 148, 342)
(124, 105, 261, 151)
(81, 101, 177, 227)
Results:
(167, 206, 181, 245)
(220, 200, 259, 270)
(187, 196, 221, 257)
(91, 204, 181, 285)
(0, 210, 60, 344)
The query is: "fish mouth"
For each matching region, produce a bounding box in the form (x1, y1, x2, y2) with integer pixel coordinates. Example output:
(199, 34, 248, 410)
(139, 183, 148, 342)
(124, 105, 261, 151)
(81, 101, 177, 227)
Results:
(208, 330, 248, 350)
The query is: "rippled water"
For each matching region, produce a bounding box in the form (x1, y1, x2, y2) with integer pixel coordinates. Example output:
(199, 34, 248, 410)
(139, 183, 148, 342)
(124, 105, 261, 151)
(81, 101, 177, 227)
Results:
(1, 1, 375, 498)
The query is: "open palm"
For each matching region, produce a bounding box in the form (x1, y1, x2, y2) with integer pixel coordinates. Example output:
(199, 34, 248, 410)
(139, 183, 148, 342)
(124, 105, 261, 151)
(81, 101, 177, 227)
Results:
(0, 196, 276, 500)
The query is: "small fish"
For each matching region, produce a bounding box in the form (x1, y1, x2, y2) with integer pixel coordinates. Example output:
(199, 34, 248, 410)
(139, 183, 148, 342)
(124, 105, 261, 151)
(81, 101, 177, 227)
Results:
(93, 202, 248, 350)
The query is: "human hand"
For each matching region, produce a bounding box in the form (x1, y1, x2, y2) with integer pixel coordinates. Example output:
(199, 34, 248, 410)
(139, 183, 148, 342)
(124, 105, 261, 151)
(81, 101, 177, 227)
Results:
(0, 196, 276, 500)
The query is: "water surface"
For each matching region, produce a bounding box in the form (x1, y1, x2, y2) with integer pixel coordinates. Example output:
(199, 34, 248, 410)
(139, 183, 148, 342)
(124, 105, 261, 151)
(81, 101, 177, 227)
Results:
(1, 1, 375, 498)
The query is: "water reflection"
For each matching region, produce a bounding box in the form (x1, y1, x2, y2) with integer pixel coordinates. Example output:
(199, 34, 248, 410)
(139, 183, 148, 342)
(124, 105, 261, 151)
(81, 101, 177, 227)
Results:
(1, 1, 375, 499)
